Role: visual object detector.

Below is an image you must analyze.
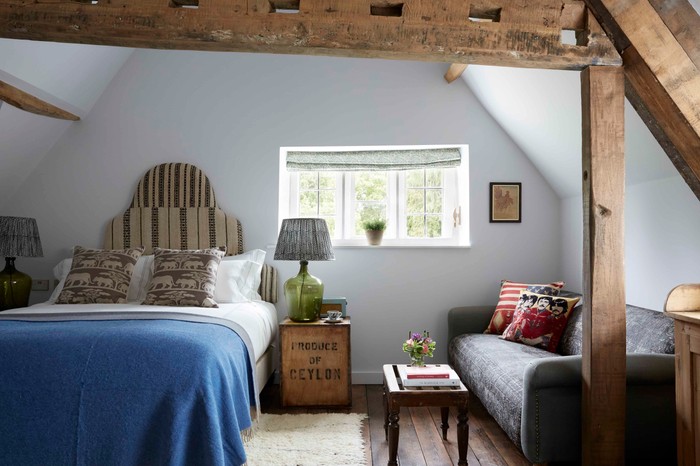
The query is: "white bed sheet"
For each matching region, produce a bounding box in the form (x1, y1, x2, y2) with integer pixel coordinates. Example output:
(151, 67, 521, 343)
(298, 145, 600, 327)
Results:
(4, 300, 278, 362)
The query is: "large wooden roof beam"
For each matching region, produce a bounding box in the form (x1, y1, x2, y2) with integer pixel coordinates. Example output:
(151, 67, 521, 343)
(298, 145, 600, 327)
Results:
(585, 0, 700, 201)
(0, 0, 620, 70)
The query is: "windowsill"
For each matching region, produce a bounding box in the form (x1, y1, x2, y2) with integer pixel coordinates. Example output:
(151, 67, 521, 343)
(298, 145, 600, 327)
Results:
(333, 244, 471, 249)
(267, 242, 471, 250)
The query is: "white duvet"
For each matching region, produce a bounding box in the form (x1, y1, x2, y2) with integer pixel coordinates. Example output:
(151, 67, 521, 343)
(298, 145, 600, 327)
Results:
(1, 300, 278, 363)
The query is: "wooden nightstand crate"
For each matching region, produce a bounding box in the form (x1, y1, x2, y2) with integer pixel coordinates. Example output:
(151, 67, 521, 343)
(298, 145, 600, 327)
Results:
(279, 317, 351, 407)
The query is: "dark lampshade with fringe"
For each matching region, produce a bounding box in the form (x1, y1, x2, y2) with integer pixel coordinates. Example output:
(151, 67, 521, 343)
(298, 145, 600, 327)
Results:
(274, 218, 334, 322)
(0, 216, 43, 311)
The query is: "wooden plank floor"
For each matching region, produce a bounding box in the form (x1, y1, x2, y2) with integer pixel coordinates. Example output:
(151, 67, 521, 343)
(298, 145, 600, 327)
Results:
(259, 384, 531, 466)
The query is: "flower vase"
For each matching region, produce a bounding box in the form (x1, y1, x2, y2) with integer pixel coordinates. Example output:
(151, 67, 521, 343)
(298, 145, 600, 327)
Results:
(410, 355, 425, 367)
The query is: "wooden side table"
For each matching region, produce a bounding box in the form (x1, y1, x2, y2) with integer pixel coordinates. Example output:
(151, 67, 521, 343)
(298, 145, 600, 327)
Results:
(665, 284, 700, 466)
(279, 317, 351, 407)
(382, 364, 469, 466)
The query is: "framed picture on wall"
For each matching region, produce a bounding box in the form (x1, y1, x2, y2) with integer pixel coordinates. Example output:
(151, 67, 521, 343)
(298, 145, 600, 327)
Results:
(489, 182, 521, 223)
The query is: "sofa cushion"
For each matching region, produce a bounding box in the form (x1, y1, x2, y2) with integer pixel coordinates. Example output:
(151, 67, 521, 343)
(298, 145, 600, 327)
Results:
(501, 293, 581, 352)
(626, 305, 675, 354)
(449, 334, 559, 447)
(558, 306, 584, 355)
(485, 280, 565, 334)
(559, 304, 675, 356)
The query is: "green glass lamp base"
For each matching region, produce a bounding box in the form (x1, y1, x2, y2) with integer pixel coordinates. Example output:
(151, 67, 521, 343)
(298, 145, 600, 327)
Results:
(284, 260, 324, 322)
(0, 257, 32, 311)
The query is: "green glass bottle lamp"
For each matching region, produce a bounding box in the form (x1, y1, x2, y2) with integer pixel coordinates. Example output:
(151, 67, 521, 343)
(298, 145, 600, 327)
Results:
(0, 217, 43, 311)
(274, 218, 334, 322)
(0, 258, 32, 310)
(284, 260, 324, 322)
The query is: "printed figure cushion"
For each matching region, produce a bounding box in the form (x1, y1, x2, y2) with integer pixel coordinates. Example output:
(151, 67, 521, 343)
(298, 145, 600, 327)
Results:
(500, 292, 582, 352)
(484, 280, 565, 334)
(142, 247, 225, 308)
(55, 246, 145, 304)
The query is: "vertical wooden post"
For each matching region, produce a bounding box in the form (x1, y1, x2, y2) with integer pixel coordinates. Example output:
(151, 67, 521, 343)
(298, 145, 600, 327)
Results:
(580, 65, 626, 465)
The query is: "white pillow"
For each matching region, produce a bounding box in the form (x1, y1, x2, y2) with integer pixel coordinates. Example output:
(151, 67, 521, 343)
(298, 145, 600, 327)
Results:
(128, 255, 154, 302)
(214, 249, 266, 302)
(49, 255, 154, 303)
(227, 249, 266, 265)
(52, 258, 72, 281)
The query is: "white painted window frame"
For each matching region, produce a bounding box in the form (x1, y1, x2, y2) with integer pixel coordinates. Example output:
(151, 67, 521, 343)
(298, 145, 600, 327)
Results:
(278, 145, 470, 248)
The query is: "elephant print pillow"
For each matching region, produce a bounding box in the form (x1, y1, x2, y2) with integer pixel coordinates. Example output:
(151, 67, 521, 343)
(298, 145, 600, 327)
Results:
(55, 246, 145, 304)
(142, 247, 225, 308)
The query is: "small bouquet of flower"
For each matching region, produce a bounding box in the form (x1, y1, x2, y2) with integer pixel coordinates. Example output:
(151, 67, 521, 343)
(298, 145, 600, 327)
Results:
(402, 330, 436, 366)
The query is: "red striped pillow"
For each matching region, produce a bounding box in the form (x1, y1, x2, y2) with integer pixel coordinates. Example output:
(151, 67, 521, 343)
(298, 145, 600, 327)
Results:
(484, 280, 565, 334)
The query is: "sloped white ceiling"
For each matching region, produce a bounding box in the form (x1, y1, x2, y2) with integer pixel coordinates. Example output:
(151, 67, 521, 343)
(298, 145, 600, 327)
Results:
(462, 65, 679, 198)
(0, 39, 133, 209)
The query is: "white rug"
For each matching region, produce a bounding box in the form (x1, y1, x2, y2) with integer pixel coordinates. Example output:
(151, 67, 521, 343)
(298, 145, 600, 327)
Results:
(245, 413, 368, 466)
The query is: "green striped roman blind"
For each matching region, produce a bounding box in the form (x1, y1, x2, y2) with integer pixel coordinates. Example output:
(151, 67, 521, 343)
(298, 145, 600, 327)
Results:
(286, 147, 462, 171)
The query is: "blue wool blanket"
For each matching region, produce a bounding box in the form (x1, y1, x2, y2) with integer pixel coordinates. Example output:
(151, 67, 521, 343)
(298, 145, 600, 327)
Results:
(0, 319, 255, 466)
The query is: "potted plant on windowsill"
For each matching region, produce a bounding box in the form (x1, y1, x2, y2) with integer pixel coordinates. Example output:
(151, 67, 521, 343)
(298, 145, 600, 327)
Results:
(362, 219, 387, 246)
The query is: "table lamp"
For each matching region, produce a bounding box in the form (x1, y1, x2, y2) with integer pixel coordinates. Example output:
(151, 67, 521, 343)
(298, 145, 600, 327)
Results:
(274, 218, 334, 322)
(0, 216, 43, 311)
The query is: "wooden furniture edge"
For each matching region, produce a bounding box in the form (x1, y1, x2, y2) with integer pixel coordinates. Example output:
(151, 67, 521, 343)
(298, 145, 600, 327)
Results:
(664, 284, 700, 314)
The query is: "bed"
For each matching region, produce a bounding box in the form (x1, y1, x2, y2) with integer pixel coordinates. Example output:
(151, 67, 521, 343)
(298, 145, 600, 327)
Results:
(0, 163, 278, 466)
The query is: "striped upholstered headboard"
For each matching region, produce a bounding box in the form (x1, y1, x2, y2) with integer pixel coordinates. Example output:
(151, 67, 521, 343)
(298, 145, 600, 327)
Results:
(104, 163, 277, 303)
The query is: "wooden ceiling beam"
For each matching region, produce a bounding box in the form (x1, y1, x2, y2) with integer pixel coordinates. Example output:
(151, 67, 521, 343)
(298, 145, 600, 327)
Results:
(0, 0, 621, 70)
(647, 0, 700, 67)
(0, 78, 80, 121)
(444, 64, 468, 83)
(584, 0, 700, 201)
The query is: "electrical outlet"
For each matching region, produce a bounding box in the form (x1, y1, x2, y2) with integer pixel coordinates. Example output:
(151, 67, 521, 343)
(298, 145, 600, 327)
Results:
(32, 279, 50, 291)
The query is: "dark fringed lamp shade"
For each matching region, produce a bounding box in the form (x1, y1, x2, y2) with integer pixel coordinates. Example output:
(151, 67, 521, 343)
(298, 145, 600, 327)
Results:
(0, 217, 43, 258)
(274, 218, 334, 262)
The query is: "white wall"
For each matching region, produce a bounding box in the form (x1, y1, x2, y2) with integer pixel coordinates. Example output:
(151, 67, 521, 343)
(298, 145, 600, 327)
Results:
(559, 96, 700, 311)
(0, 39, 132, 208)
(8, 50, 561, 382)
(561, 175, 700, 311)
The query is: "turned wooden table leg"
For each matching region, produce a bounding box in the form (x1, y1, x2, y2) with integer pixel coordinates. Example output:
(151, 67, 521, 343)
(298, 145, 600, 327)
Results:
(440, 407, 450, 440)
(383, 384, 389, 441)
(457, 405, 469, 466)
(387, 408, 400, 466)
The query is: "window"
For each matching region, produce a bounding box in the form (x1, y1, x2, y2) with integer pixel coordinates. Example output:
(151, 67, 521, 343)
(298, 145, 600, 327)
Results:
(279, 145, 469, 247)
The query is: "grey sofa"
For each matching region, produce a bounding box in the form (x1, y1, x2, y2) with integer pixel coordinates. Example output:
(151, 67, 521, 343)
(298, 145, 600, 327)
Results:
(448, 302, 676, 464)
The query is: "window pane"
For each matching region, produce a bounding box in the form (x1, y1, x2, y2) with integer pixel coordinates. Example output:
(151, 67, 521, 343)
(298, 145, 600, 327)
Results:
(319, 191, 335, 215)
(426, 215, 442, 237)
(319, 173, 336, 190)
(355, 172, 387, 201)
(406, 170, 424, 188)
(425, 189, 442, 214)
(426, 169, 442, 187)
(299, 191, 318, 216)
(355, 203, 386, 235)
(406, 189, 424, 214)
(407, 215, 425, 237)
(299, 172, 318, 190)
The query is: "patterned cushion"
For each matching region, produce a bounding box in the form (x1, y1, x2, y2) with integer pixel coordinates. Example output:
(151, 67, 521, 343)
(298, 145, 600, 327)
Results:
(142, 247, 225, 307)
(559, 302, 674, 356)
(626, 305, 675, 354)
(526, 285, 561, 296)
(55, 246, 144, 304)
(485, 280, 565, 334)
(501, 292, 581, 352)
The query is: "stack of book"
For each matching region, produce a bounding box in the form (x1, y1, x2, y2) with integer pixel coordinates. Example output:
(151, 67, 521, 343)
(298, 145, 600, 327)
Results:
(397, 364, 462, 387)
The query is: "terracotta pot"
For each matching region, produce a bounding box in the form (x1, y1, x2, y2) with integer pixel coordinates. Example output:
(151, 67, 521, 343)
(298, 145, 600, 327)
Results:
(365, 229, 384, 246)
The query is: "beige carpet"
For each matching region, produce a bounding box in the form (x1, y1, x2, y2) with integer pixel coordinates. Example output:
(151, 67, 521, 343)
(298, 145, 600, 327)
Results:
(244, 413, 368, 466)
